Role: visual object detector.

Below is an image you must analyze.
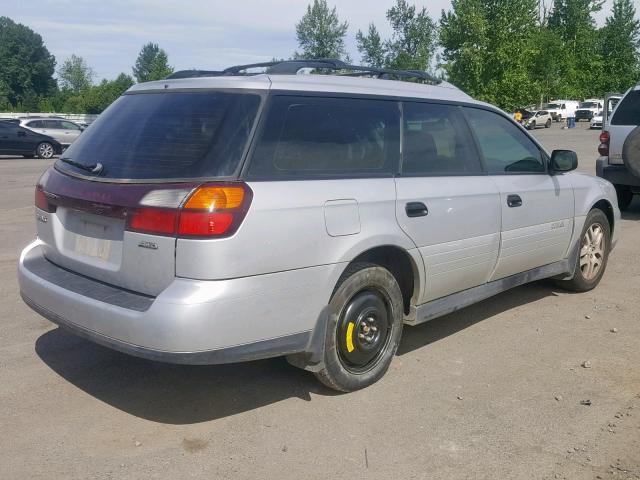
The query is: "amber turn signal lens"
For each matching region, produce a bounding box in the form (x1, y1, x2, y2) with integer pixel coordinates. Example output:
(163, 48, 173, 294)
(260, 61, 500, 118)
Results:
(184, 186, 245, 211)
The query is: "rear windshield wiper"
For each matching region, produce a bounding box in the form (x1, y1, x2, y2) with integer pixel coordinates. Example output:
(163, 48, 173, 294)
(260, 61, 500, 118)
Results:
(60, 157, 104, 175)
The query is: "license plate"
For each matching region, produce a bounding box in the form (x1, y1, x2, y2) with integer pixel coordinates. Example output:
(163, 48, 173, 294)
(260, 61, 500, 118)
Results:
(74, 221, 111, 261)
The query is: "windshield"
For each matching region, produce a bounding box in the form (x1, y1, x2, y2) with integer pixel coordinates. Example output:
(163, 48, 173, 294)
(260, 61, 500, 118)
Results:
(57, 91, 261, 180)
(579, 102, 598, 108)
(547, 103, 561, 109)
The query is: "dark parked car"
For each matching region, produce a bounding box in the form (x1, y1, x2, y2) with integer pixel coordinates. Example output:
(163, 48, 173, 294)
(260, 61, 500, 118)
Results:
(0, 122, 62, 158)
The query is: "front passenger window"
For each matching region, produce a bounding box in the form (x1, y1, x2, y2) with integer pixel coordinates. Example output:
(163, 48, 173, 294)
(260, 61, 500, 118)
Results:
(465, 108, 545, 173)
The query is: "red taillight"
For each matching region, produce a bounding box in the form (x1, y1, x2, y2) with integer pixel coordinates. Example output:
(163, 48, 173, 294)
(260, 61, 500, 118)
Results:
(128, 208, 177, 235)
(126, 182, 252, 238)
(598, 130, 610, 156)
(35, 186, 55, 212)
(178, 211, 234, 236)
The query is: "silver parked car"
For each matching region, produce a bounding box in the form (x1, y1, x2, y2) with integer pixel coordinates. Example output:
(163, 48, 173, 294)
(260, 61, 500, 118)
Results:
(596, 87, 639, 210)
(18, 59, 620, 392)
(19, 117, 84, 147)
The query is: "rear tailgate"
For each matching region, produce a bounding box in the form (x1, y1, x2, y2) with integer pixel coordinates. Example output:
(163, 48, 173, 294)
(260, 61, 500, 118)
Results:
(36, 168, 194, 296)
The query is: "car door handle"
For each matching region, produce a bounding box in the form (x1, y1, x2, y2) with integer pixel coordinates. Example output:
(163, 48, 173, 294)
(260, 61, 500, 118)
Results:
(507, 194, 523, 208)
(405, 202, 429, 217)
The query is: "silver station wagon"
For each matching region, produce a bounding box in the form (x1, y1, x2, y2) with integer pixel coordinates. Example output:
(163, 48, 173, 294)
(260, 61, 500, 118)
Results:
(18, 59, 620, 392)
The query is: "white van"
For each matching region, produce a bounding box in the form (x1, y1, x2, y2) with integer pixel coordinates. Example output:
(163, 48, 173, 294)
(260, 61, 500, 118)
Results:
(546, 100, 580, 122)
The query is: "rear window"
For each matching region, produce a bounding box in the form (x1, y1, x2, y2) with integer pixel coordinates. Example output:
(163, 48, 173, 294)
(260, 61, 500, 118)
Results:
(248, 96, 399, 179)
(579, 102, 598, 108)
(57, 91, 261, 180)
(611, 90, 640, 126)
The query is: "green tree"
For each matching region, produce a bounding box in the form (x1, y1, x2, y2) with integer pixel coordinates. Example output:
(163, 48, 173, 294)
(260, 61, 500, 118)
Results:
(600, 0, 640, 92)
(440, 0, 541, 110)
(357, 0, 437, 72)
(384, 0, 437, 71)
(547, 0, 604, 98)
(133, 43, 173, 82)
(356, 23, 385, 67)
(295, 0, 349, 60)
(0, 17, 56, 108)
(58, 54, 95, 93)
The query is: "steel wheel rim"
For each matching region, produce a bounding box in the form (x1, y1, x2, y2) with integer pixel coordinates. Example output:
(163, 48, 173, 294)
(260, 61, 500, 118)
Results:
(39, 143, 53, 158)
(336, 289, 392, 374)
(580, 223, 605, 280)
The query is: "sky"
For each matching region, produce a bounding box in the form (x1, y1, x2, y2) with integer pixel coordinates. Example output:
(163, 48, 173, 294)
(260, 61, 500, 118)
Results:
(3, 0, 616, 81)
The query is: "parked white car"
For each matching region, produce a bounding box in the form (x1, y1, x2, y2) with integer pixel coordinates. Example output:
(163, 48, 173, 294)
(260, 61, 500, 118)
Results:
(19, 117, 84, 147)
(524, 110, 553, 130)
(18, 59, 621, 392)
(590, 112, 603, 129)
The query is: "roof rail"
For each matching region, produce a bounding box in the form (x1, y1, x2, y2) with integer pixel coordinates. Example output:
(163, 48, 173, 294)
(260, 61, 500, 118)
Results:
(167, 58, 442, 85)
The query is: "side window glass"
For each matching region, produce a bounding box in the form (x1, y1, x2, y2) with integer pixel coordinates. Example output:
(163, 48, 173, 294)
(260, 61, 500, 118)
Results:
(611, 91, 640, 125)
(47, 120, 64, 129)
(27, 120, 42, 128)
(249, 96, 399, 178)
(402, 102, 481, 175)
(465, 108, 545, 174)
(61, 121, 80, 130)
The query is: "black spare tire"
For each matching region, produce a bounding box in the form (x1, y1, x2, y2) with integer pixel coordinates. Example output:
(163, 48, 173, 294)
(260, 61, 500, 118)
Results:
(622, 125, 640, 178)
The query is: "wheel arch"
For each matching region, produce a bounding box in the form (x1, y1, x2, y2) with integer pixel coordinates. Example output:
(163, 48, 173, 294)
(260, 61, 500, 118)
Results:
(591, 199, 615, 235)
(338, 245, 422, 317)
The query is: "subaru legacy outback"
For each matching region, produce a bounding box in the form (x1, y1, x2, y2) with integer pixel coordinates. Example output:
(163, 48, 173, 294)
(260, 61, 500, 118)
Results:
(18, 59, 620, 392)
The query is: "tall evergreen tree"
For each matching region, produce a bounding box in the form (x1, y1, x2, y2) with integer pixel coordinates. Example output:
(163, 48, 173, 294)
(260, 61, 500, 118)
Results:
(356, 23, 385, 67)
(357, 0, 437, 72)
(295, 0, 349, 60)
(601, 0, 640, 92)
(133, 43, 173, 83)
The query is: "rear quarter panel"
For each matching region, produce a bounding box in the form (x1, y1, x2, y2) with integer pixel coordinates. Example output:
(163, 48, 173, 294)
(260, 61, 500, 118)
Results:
(175, 178, 421, 286)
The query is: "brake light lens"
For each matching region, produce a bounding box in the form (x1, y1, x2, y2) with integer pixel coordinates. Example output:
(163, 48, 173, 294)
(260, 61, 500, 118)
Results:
(129, 208, 177, 235)
(598, 130, 610, 156)
(35, 185, 55, 212)
(126, 182, 252, 238)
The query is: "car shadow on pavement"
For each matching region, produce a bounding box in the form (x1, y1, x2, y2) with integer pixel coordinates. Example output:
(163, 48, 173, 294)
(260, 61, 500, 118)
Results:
(621, 197, 640, 220)
(35, 328, 335, 425)
(35, 281, 560, 425)
(398, 281, 558, 356)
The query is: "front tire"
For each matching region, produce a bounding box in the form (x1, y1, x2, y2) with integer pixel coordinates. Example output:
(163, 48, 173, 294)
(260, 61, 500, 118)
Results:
(527, 121, 536, 130)
(36, 142, 54, 159)
(314, 263, 404, 392)
(556, 209, 610, 292)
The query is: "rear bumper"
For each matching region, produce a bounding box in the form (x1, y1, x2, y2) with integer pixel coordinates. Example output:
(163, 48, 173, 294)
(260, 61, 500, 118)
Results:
(19, 241, 340, 364)
(596, 158, 640, 187)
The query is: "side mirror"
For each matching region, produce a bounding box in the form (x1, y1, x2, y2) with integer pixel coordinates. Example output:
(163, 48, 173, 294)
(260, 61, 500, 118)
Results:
(550, 149, 578, 173)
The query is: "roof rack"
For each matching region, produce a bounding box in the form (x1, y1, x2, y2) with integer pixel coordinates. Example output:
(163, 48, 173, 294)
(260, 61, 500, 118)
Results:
(166, 58, 442, 85)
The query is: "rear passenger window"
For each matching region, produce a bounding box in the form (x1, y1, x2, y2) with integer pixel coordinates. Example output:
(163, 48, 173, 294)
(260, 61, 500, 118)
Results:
(611, 90, 640, 125)
(248, 96, 399, 178)
(43, 120, 62, 129)
(402, 103, 481, 175)
(465, 108, 545, 174)
(27, 120, 43, 128)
